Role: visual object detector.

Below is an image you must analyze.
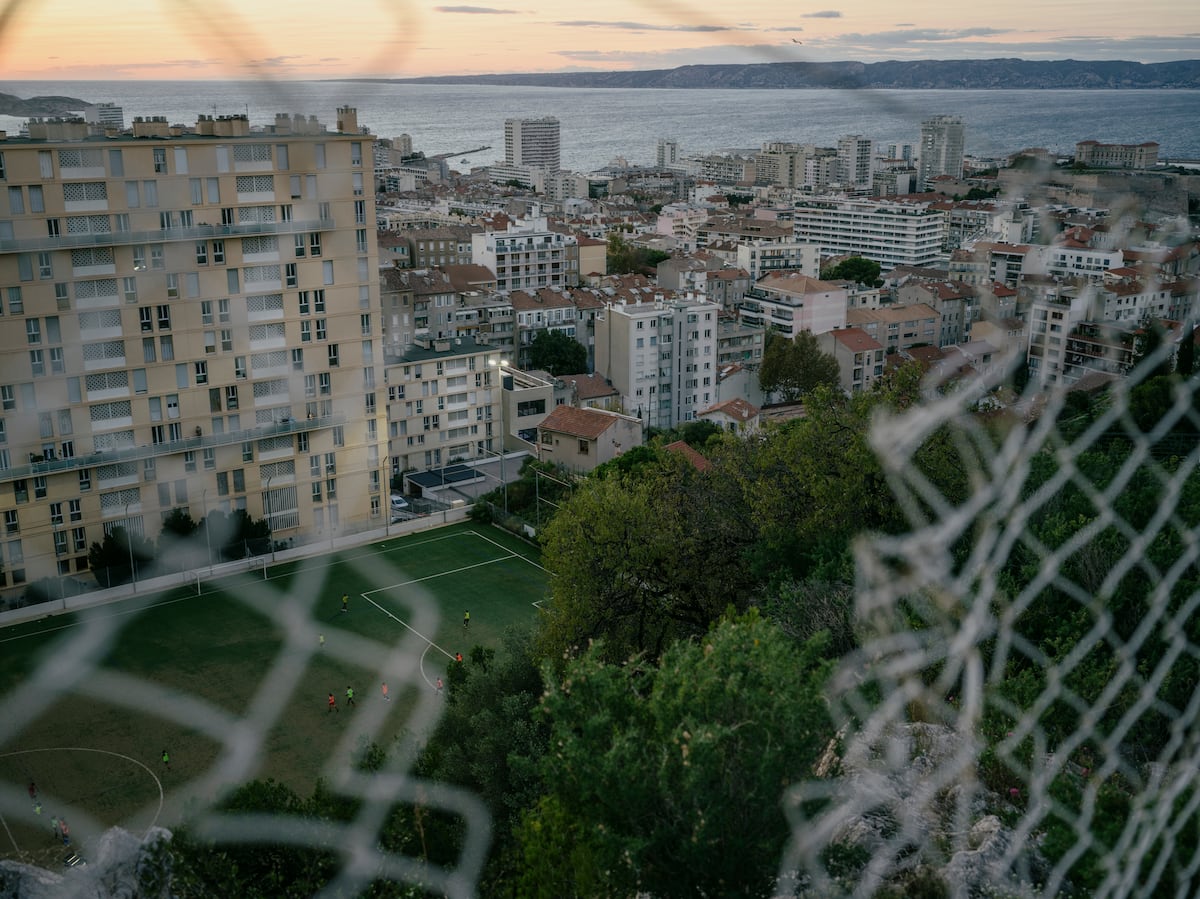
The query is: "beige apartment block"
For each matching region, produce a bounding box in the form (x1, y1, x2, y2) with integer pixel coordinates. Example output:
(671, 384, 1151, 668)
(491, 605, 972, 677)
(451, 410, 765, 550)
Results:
(0, 109, 381, 593)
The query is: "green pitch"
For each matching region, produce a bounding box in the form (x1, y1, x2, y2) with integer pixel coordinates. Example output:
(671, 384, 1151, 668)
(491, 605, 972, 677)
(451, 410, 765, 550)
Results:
(0, 523, 547, 865)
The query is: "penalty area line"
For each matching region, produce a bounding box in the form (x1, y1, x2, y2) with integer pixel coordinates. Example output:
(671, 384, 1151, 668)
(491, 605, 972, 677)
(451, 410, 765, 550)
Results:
(361, 594, 454, 661)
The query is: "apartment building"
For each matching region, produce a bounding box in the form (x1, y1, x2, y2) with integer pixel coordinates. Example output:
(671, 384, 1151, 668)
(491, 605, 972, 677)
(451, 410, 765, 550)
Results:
(384, 337, 509, 477)
(836, 134, 874, 188)
(509, 287, 577, 369)
(818, 327, 886, 393)
(792, 197, 947, 271)
(846, 303, 940, 355)
(739, 273, 848, 339)
(735, 241, 821, 282)
(594, 294, 720, 429)
(0, 109, 380, 590)
(504, 117, 561, 171)
(470, 212, 579, 292)
(918, 115, 966, 187)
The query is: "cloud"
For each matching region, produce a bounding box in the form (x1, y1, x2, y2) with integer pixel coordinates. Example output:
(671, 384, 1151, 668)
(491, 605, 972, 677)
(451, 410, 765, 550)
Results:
(247, 55, 306, 67)
(556, 19, 738, 32)
(764, 26, 805, 33)
(435, 5, 519, 12)
(803, 10, 842, 18)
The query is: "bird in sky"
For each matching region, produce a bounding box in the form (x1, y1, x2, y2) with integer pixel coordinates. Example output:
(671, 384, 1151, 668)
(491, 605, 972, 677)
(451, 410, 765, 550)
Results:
(792, 38, 803, 43)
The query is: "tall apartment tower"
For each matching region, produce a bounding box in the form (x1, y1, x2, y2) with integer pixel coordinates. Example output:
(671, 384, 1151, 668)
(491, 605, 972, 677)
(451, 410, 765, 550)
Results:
(918, 115, 965, 186)
(656, 138, 678, 169)
(594, 295, 719, 430)
(504, 117, 561, 171)
(836, 134, 874, 187)
(0, 111, 382, 592)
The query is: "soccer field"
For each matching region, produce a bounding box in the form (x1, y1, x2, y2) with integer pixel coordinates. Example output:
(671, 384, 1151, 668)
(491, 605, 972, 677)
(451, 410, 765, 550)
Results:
(0, 523, 548, 867)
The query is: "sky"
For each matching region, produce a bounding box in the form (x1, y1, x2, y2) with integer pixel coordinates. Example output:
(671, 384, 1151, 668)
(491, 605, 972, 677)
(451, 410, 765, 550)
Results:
(1, 0, 1197, 81)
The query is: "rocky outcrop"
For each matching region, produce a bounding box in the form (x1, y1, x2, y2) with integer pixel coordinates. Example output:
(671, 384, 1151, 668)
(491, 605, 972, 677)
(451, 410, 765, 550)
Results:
(0, 93, 90, 117)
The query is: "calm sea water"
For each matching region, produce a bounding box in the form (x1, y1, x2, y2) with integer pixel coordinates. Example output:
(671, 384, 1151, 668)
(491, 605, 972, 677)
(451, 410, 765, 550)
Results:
(2, 80, 1199, 172)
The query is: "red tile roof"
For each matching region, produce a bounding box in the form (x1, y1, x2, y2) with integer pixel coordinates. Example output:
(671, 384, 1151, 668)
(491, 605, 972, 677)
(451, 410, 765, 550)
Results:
(539, 405, 619, 440)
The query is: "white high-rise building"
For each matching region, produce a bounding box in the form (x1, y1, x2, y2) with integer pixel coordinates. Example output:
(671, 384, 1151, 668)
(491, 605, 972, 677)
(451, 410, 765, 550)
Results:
(504, 117, 561, 171)
(836, 134, 874, 187)
(594, 295, 719, 429)
(83, 103, 125, 131)
(792, 197, 948, 270)
(656, 138, 678, 169)
(918, 115, 966, 186)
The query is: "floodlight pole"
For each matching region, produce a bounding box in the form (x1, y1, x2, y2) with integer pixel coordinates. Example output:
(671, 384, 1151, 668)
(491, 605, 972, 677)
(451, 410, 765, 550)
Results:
(125, 501, 136, 593)
(265, 475, 275, 564)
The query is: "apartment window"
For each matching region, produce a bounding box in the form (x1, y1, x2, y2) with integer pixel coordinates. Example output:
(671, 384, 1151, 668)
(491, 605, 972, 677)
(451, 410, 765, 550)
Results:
(323, 260, 334, 285)
(356, 229, 368, 253)
(315, 319, 327, 340)
(212, 240, 225, 264)
(151, 245, 164, 269)
(4, 510, 18, 534)
(184, 451, 196, 472)
(225, 385, 239, 410)
(29, 350, 44, 377)
(139, 307, 153, 332)
(157, 305, 171, 329)
(194, 361, 208, 385)
(196, 241, 208, 265)
(300, 320, 311, 343)
(314, 144, 326, 168)
(143, 181, 158, 207)
(218, 298, 230, 323)
(203, 448, 215, 470)
(160, 334, 174, 361)
(7, 186, 24, 214)
(153, 148, 167, 173)
(352, 172, 364, 196)
(354, 200, 366, 224)
(144, 457, 156, 481)
(221, 329, 233, 352)
(361, 313, 372, 336)
(123, 277, 137, 303)
(34, 476, 47, 499)
(36, 251, 52, 279)
(309, 233, 322, 257)
(55, 283, 69, 307)
(285, 262, 297, 288)
(235, 356, 247, 379)
(26, 319, 41, 345)
(227, 269, 239, 293)
(328, 344, 339, 367)
(204, 331, 216, 354)
(190, 178, 203, 205)
(201, 300, 213, 325)
(291, 348, 303, 370)
(333, 426, 344, 447)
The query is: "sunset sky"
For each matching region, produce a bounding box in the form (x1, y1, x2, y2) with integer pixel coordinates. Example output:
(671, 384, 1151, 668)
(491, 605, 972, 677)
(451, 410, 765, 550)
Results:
(1, 0, 1196, 81)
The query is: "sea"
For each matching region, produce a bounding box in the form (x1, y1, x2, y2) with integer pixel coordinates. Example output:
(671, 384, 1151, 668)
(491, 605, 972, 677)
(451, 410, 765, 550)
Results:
(2, 80, 1199, 172)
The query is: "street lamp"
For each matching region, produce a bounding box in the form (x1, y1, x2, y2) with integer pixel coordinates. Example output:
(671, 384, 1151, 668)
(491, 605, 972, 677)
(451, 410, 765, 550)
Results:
(383, 455, 390, 536)
(264, 475, 275, 564)
(124, 501, 136, 593)
(487, 358, 515, 516)
(202, 489, 213, 571)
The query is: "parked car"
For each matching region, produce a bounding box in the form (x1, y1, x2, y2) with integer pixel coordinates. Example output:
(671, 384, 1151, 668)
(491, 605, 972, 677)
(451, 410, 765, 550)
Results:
(390, 494, 410, 512)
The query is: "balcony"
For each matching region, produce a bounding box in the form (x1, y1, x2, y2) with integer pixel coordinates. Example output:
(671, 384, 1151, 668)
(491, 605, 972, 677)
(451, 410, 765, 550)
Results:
(0, 217, 330, 254)
(0, 413, 345, 485)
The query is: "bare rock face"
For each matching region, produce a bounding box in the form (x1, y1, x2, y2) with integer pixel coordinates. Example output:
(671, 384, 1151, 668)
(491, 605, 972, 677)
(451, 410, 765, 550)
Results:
(0, 827, 172, 899)
(825, 722, 1039, 898)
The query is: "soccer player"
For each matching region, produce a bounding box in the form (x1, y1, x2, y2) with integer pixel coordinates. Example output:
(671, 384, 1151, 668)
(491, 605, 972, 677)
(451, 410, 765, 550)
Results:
(346, 686, 356, 707)
(59, 819, 70, 846)
(435, 677, 444, 696)
(463, 610, 470, 629)
(381, 682, 389, 701)
(455, 652, 463, 663)
(319, 633, 326, 650)
(328, 693, 338, 713)
(341, 594, 349, 613)
(27, 782, 37, 802)
(162, 749, 170, 768)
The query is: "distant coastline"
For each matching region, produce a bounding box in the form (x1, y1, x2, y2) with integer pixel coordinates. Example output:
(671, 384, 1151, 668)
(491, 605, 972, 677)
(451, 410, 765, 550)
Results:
(0, 92, 91, 117)
(341, 58, 1200, 91)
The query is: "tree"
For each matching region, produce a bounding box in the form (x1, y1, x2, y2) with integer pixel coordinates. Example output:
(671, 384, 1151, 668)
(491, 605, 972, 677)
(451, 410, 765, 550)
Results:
(1177, 322, 1196, 377)
(758, 330, 841, 403)
(527, 329, 586, 376)
(820, 255, 882, 287)
(522, 612, 834, 898)
(537, 452, 757, 663)
(607, 232, 669, 275)
(88, 526, 154, 587)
